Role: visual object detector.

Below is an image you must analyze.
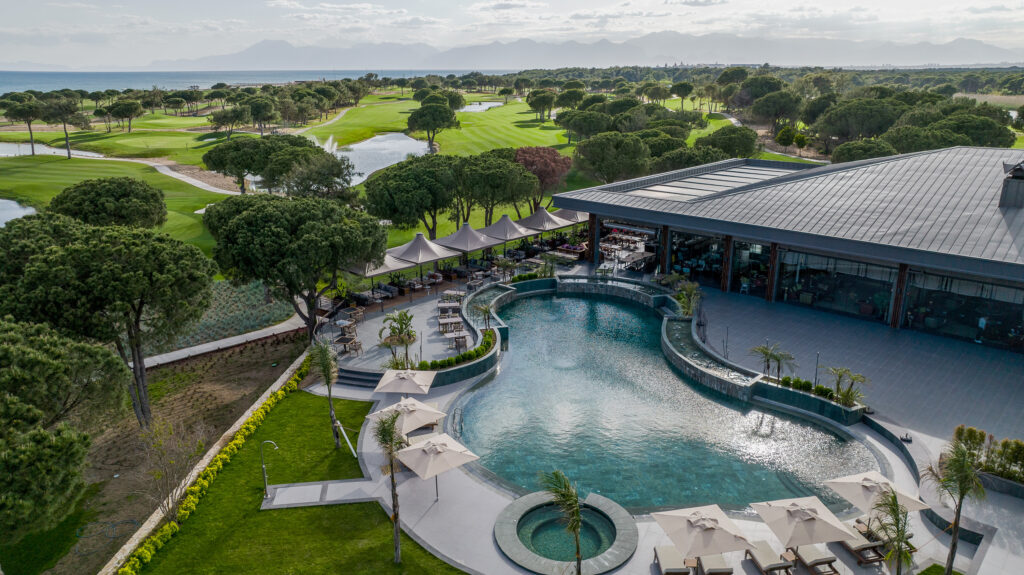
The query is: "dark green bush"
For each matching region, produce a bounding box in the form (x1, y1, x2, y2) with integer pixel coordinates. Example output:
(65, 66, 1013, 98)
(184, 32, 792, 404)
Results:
(511, 272, 539, 283)
(418, 360, 430, 370)
(429, 360, 439, 369)
(813, 385, 835, 400)
(780, 376, 792, 388)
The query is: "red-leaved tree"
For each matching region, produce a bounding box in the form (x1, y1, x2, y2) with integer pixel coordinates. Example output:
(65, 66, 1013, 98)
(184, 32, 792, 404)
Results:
(515, 146, 572, 212)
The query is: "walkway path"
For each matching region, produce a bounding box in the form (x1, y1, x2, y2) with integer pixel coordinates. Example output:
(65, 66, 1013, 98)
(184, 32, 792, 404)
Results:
(144, 314, 305, 368)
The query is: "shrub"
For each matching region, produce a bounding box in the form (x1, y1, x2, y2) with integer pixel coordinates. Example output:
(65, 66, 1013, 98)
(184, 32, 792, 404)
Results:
(429, 359, 439, 370)
(511, 272, 539, 283)
(952, 424, 1024, 483)
(794, 379, 813, 392)
(813, 385, 835, 400)
(417, 360, 430, 370)
(780, 376, 792, 388)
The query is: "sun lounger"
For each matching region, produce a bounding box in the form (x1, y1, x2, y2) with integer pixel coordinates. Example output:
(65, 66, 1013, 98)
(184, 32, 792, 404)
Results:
(840, 527, 886, 565)
(654, 546, 690, 574)
(745, 540, 793, 574)
(788, 546, 838, 575)
(855, 518, 918, 553)
(697, 554, 732, 575)
(407, 431, 439, 444)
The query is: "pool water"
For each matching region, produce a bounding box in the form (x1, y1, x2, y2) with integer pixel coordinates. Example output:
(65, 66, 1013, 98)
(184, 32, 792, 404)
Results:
(517, 504, 615, 562)
(455, 295, 879, 513)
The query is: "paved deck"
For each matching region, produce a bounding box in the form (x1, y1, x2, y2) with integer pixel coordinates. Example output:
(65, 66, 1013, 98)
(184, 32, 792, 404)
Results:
(334, 283, 483, 372)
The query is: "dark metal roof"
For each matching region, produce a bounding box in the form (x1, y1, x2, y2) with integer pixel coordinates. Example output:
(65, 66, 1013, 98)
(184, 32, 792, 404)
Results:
(554, 149, 1024, 283)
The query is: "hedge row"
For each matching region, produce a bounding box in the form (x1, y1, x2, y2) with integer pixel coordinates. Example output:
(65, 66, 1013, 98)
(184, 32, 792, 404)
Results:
(510, 273, 539, 283)
(778, 376, 838, 402)
(416, 329, 495, 370)
(116, 355, 312, 575)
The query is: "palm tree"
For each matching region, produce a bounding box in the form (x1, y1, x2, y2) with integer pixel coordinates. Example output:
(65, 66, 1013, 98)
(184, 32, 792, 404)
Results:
(749, 342, 779, 377)
(871, 487, 913, 575)
(539, 470, 583, 575)
(827, 366, 867, 407)
(378, 310, 416, 368)
(772, 348, 797, 382)
(472, 302, 492, 329)
(374, 412, 408, 564)
(924, 440, 986, 575)
(310, 340, 341, 449)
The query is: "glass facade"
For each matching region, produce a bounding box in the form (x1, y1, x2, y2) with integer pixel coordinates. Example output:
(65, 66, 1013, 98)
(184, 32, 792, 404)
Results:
(669, 231, 724, 287)
(777, 251, 898, 322)
(730, 241, 771, 297)
(904, 272, 1024, 351)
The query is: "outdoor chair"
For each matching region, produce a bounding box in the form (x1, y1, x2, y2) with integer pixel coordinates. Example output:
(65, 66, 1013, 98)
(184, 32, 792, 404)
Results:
(788, 546, 838, 575)
(839, 531, 886, 565)
(745, 541, 794, 574)
(653, 546, 690, 574)
(697, 554, 732, 575)
(349, 340, 363, 355)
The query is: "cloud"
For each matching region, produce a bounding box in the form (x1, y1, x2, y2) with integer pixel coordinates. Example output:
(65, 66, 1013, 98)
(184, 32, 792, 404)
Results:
(265, 1, 405, 15)
(470, 0, 546, 10)
(46, 1, 97, 8)
(966, 4, 1009, 13)
(664, 0, 724, 5)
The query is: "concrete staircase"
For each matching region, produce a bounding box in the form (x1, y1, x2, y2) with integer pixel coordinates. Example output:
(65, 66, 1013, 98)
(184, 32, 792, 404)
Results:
(336, 366, 383, 388)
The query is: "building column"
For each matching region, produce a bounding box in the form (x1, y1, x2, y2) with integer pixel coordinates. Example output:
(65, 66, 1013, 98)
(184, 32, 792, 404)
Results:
(660, 225, 671, 274)
(889, 263, 910, 328)
(720, 235, 733, 292)
(765, 242, 780, 302)
(587, 213, 600, 265)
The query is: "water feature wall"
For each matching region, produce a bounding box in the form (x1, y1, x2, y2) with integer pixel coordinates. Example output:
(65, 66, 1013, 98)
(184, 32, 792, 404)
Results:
(661, 318, 758, 401)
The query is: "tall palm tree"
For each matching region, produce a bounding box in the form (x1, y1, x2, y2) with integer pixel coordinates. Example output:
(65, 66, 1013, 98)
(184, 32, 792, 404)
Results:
(310, 340, 341, 449)
(924, 440, 986, 575)
(871, 487, 913, 575)
(378, 310, 416, 368)
(374, 412, 408, 564)
(539, 470, 583, 575)
(772, 349, 797, 382)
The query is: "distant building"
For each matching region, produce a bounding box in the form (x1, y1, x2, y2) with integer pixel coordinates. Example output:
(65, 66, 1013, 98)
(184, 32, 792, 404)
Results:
(554, 147, 1024, 352)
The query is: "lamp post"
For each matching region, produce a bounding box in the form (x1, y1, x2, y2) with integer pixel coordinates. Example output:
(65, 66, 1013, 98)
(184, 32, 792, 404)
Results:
(261, 440, 279, 499)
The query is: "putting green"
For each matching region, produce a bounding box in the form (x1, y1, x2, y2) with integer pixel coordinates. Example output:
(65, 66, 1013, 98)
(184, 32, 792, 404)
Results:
(0, 156, 228, 254)
(0, 130, 250, 166)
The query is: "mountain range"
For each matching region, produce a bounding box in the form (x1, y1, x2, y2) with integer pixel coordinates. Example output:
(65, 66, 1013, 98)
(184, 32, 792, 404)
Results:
(150, 32, 1024, 71)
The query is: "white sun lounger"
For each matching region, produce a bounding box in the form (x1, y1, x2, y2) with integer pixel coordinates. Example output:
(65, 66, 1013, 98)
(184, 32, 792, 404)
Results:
(745, 540, 794, 574)
(654, 545, 690, 574)
(697, 553, 732, 575)
(840, 530, 886, 565)
(789, 545, 838, 575)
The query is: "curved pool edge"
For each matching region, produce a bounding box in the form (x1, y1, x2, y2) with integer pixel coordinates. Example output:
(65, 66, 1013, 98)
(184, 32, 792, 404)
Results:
(494, 491, 638, 575)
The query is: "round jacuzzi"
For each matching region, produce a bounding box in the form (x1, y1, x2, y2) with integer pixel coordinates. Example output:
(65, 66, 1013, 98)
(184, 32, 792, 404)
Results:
(494, 491, 637, 575)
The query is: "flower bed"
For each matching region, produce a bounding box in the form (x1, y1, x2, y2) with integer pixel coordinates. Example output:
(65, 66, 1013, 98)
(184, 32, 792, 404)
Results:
(116, 356, 312, 575)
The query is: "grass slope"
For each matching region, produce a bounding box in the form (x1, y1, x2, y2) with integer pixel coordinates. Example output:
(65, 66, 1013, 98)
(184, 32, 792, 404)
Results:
(754, 151, 825, 164)
(129, 113, 212, 130)
(432, 101, 571, 156)
(0, 130, 249, 166)
(0, 156, 227, 254)
(306, 99, 420, 147)
(141, 392, 462, 575)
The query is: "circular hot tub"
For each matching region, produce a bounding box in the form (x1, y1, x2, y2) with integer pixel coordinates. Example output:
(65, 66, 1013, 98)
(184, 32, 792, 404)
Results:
(495, 491, 637, 575)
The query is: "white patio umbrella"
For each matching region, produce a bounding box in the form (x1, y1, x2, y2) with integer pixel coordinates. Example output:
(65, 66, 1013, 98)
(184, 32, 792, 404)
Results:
(366, 396, 446, 436)
(373, 369, 436, 395)
(750, 496, 855, 549)
(348, 253, 417, 278)
(388, 232, 461, 282)
(652, 504, 755, 558)
(824, 471, 929, 514)
(551, 208, 589, 224)
(516, 209, 573, 233)
(434, 222, 504, 253)
(480, 214, 533, 257)
(397, 433, 479, 500)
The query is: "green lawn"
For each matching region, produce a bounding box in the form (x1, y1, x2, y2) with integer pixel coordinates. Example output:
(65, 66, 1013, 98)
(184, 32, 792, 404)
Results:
(141, 392, 462, 575)
(130, 113, 212, 130)
(0, 484, 102, 575)
(1013, 132, 1024, 149)
(0, 156, 227, 254)
(432, 101, 571, 156)
(755, 151, 825, 164)
(918, 565, 962, 575)
(306, 99, 421, 147)
(0, 130, 249, 166)
(687, 115, 734, 145)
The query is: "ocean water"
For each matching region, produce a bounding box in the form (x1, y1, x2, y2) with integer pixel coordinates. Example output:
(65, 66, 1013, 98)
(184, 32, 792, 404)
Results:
(0, 70, 512, 94)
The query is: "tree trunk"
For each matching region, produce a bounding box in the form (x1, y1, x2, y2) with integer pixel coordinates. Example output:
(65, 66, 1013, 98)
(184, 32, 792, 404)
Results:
(129, 337, 153, 426)
(293, 296, 317, 343)
(127, 117, 133, 133)
(115, 340, 147, 426)
(390, 457, 402, 563)
(575, 532, 582, 575)
(946, 498, 964, 575)
(27, 120, 35, 155)
(326, 383, 342, 449)
(62, 121, 71, 159)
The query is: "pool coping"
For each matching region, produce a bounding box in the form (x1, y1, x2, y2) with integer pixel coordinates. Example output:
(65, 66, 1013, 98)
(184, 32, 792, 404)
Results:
(494, 491, 638, 575)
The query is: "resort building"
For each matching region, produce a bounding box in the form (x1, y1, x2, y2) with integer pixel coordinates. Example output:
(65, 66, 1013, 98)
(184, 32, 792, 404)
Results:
(553, 147, 1024, 353)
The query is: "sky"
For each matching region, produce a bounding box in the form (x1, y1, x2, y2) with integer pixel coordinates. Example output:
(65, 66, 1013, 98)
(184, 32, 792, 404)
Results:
(2, 0, 1024, 68)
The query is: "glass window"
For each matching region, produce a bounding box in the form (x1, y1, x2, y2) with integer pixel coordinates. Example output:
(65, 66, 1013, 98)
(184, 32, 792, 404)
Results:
(731, 241, 771, 297)
(904, 272, 1024, 352)
(777, 251, 897, 322)
(669, 231, 724, 288)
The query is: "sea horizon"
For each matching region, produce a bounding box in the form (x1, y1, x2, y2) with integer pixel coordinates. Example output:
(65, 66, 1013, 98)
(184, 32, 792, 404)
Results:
(0, 69, 515, 93)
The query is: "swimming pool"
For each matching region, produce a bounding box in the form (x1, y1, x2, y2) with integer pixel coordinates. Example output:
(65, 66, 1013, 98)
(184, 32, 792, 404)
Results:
(454, 295, 879, 513)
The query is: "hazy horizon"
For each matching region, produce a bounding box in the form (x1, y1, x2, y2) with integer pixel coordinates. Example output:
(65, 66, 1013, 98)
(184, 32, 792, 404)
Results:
(3, 0, 1024, 70)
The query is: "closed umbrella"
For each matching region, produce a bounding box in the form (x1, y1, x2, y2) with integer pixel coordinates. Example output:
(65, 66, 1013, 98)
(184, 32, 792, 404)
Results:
(373, 369, 436, 395)
(366, 396, 446, 436)
(750, 496, 855, 549)
(652, 504, 754, 558)
(396, 433, 479, 500)
(824, 471, 929, 514)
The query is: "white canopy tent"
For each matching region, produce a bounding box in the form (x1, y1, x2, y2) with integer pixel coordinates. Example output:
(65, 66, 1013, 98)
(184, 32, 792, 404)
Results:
(551, 208, 589, 224)
(348, 253, 417, 278)
(516, 209, 573, 232)
(388, 233, 461, 265)
(479, 214, 533, 242)
(434, 222, 504, 253)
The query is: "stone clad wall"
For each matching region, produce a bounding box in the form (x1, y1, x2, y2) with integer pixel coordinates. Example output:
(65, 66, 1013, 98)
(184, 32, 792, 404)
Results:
(660, 319, 754, 401)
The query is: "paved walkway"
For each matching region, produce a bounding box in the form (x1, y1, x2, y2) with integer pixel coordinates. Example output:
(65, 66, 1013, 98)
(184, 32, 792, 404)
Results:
(144, 313, 305, 368)
(76, 155, 240, 195)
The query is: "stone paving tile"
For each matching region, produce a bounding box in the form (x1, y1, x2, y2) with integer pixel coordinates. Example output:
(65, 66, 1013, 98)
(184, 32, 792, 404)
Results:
(271, 483, 322, 506)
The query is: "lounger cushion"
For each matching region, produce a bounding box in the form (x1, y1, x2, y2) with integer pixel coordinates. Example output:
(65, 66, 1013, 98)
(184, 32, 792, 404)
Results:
(793, 545, 837, 567)
(747, 540, 792, 571)
(699, 553, 732, 574)
(843, 531, 884, 551)
(654, 546, 689, 574)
